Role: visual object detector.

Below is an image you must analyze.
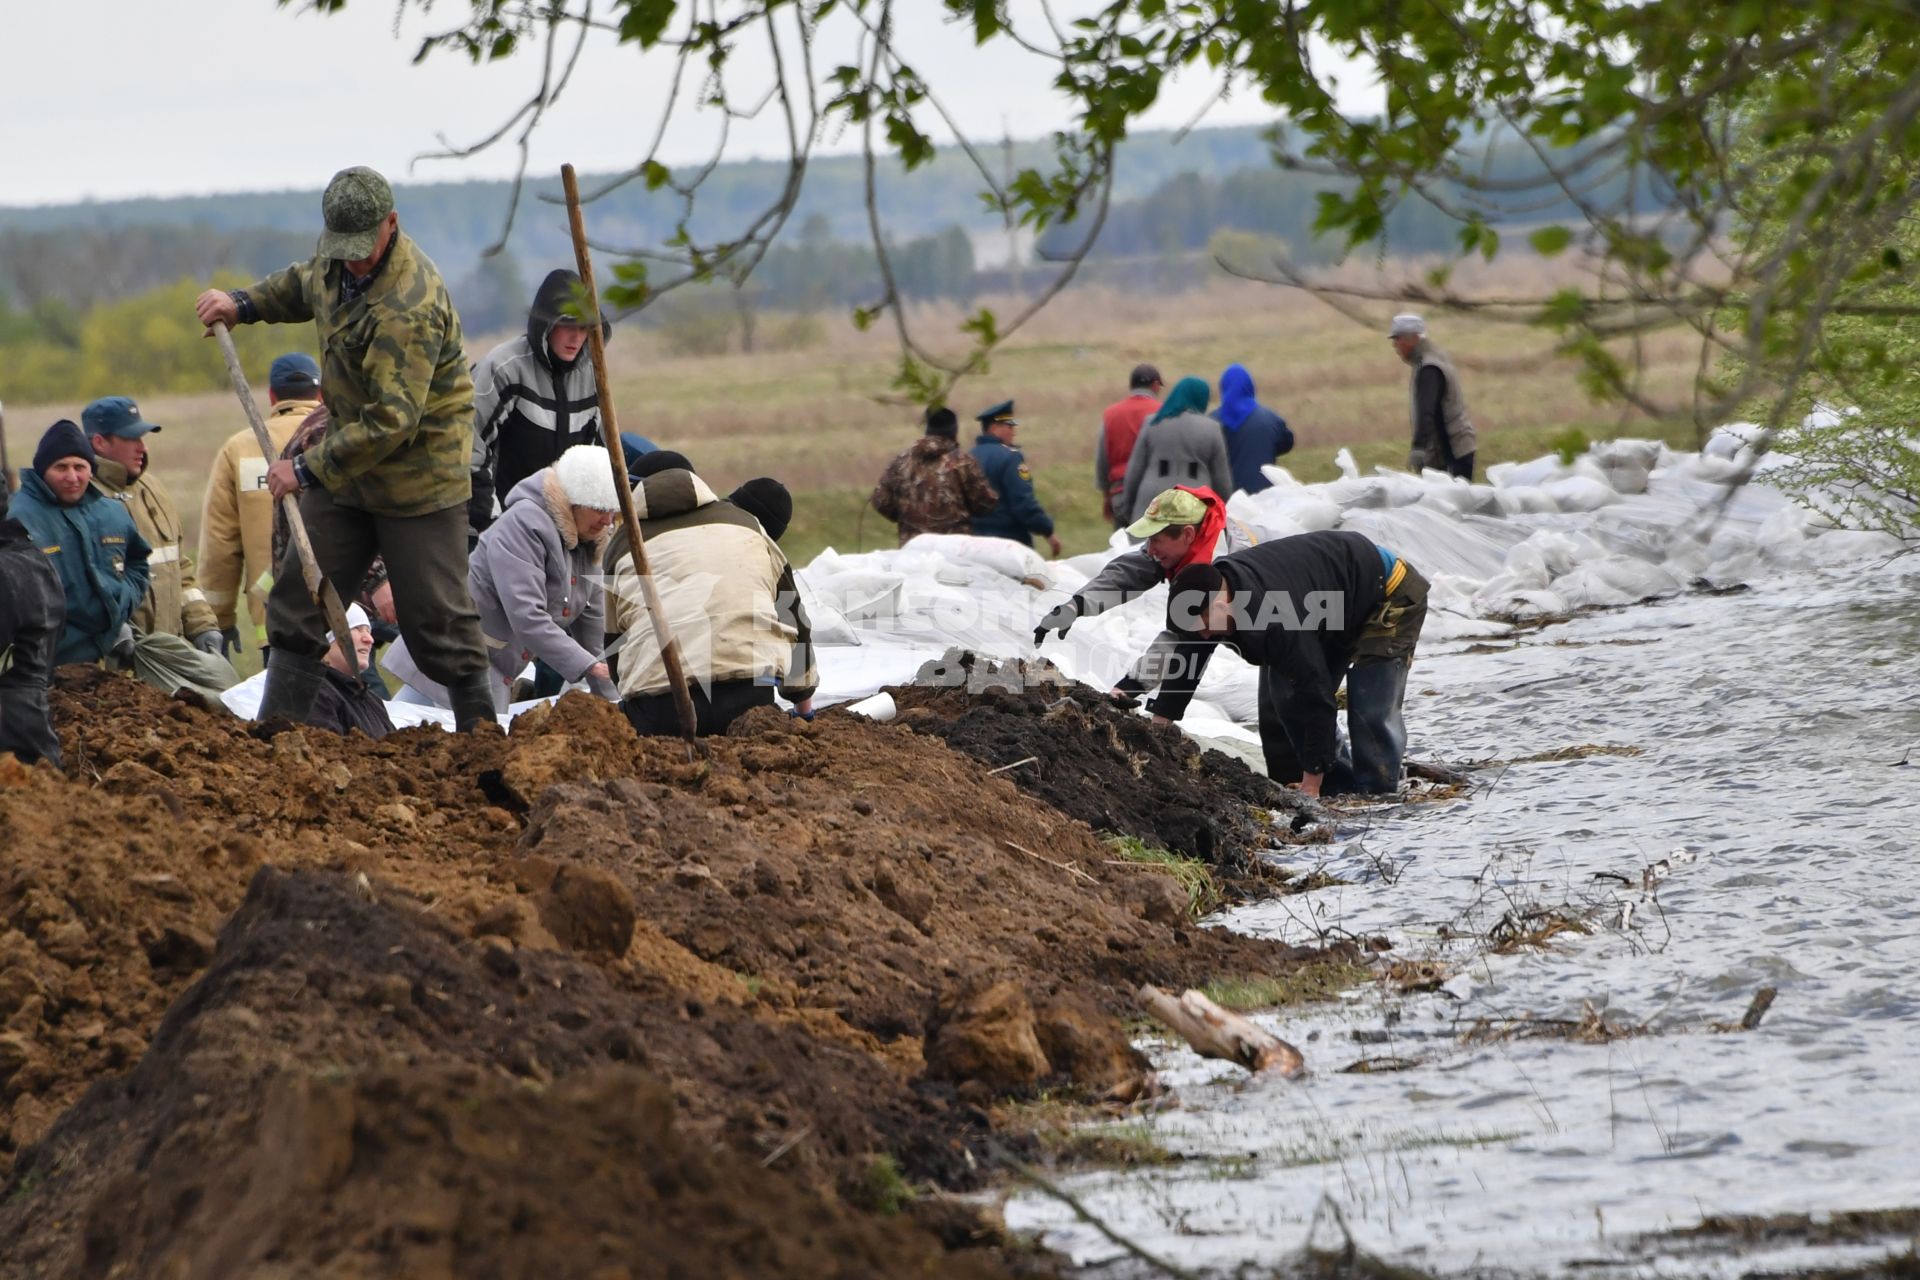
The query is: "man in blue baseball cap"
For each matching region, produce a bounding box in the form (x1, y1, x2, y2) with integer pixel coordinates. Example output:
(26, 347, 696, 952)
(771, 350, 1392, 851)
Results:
(84, 396, 228, 664)
(199, 353, 324, 657)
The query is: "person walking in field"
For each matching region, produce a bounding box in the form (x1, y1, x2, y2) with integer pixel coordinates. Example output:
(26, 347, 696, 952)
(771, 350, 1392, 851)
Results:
(1212, 363, 1294, 496)
(1118, 376, 1233, 525)
(1094, 363, 1162, 528)
(969, 400, 1062, 557)
(870, 406, 998, 546)
(1390, 314, 1478, 480)
(192, 165, 495, 731)
(468, 268, 613, 541)
(199, 353, 324, 659)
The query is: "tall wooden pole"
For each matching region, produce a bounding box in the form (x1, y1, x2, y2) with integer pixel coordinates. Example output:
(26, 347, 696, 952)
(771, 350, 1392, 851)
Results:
(560, 163, 699, 746)
(212, 323, 361, 678)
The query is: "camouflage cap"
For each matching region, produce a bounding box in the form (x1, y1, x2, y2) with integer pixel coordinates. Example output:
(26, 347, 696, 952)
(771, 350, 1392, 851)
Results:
(317, 166, 394, 260)
(1126, 487, 1208, 539)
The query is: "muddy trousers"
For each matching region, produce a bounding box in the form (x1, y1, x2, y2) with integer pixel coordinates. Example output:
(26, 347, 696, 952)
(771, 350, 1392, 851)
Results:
(1255, 658, 1412, 796)
(265, 485, 487, 687)
(1256, 562, 1427, 796)
(622, 680, 774, 738)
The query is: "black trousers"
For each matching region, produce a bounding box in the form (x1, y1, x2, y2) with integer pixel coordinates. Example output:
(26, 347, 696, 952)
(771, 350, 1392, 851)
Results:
(0, 684, 62, 770)
(266, 485, 486, 687)
(1254, 563, 1429, 795)
(1447, 451, 1476, 482)
(622, 679, 775, 737)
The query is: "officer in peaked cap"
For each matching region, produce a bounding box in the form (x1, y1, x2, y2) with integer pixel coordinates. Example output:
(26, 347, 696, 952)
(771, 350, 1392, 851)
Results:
(968, 400, 1060, 557)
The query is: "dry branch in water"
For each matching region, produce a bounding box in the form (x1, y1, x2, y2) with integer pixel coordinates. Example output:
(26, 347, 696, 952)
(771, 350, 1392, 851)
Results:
(1138, 985, 1306, 1078)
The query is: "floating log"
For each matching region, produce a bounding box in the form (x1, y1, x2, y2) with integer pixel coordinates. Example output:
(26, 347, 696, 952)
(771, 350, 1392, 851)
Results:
(1138, 985, 1305, 1078)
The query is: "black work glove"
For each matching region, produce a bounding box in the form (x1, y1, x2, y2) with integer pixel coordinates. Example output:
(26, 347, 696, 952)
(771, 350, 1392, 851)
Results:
(191, 629, 225, 656)
(1033, 598, 1080, 647)
(109, 624, 136, 669)
(219, 626, 244, 658)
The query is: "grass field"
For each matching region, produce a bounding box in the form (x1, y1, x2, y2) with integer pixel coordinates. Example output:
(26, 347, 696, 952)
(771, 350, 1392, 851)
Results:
(3, 258, 1712, 644)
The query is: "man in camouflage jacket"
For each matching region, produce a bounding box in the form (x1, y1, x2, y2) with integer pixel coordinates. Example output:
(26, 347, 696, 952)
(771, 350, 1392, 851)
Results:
(194, 166, 494, 730)
(869, 407, 998, 546)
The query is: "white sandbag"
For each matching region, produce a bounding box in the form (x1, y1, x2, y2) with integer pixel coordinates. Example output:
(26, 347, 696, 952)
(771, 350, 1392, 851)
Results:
(800, 568, 906, 622)
(1502, 542, 1552, 589)
(799, 580, 861, 646)
(1541, 475, 1620, 511)
(903, 532, 1052, 586)
(1418, 482, 1488, 515)
(1490, 485, 1561, 516)
(1549, 557, 1681, 610)
(1319, 476, 1392, 510)
(1490, 456, 1568, 488)
(1368, 469, 1431, 508)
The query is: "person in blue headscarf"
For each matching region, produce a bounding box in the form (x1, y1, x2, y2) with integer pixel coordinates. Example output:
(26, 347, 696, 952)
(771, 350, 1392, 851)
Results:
(1211, 364, 1294, 496)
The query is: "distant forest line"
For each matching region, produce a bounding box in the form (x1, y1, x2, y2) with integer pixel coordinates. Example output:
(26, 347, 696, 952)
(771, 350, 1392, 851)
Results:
(0, 123, 1671, 400)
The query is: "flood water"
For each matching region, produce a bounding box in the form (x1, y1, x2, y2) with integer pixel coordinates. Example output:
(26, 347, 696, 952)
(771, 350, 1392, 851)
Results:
(1005, 567, 1920, 1276)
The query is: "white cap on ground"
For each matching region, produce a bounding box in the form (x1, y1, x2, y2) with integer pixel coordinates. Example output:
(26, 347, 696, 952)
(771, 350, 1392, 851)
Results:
(326, 602, 372, 648)
(1389, 313, 1427, 338)
(553, 443, 623, 511)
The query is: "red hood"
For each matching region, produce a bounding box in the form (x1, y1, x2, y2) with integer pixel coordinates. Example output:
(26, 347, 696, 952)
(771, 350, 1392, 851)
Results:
(1169, 485, 1227, 574)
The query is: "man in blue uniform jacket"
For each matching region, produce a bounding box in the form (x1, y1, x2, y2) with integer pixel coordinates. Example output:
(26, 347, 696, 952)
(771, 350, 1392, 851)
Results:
(968, 400, 1062, 557)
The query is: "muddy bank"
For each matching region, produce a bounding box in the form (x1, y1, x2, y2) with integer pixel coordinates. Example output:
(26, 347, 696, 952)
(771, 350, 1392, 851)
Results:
(887, 656, 1324, 880)
(0, 668, 1347, 1276)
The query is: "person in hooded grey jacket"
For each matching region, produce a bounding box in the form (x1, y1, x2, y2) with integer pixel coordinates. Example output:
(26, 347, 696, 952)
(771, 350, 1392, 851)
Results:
(1117, 376, 1234, 525)
(468, 268, 613, 539)
(388, 444, 622, 713)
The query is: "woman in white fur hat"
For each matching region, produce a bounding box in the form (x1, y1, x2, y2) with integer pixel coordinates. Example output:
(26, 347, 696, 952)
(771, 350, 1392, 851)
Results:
(387, 444, 622, 713)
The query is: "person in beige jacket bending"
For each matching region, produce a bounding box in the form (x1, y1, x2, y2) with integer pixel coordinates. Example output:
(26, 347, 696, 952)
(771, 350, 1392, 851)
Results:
(604, 462, 817, 737)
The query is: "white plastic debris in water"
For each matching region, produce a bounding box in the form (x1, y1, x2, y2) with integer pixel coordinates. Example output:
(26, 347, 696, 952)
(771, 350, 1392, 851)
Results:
(1005, 562, 1920, 1278)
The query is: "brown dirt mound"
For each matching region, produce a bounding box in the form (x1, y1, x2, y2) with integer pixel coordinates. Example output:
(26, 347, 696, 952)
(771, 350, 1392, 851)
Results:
(0, 668, 1353, 1275)
(888, 673, 1323, 878)
(2, 868, 1007, 1280)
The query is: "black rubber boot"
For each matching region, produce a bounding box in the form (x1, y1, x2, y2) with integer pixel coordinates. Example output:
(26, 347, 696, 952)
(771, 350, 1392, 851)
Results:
(447, 671, 499, 733)
(257, 648, 326, 725)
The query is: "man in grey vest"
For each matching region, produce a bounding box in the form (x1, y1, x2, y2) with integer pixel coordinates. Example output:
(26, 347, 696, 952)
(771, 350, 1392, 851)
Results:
(1391, 314, 1477, 481)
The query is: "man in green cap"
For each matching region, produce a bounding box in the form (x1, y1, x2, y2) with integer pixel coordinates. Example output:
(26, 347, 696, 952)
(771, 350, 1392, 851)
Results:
(1031, 483, 1228, 699)
(192, 166, 494, 730)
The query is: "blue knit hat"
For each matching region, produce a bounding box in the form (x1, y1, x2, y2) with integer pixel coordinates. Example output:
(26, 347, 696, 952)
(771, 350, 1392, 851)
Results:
(33, 420, 94, 476)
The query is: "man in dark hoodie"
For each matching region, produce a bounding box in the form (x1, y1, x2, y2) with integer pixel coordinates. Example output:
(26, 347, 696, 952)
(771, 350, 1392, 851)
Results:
(470, 268, 613, 538)
(1159, 530, 1430, 796)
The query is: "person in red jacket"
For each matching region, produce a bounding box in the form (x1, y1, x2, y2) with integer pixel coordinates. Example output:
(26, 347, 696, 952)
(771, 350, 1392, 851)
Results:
(1094, 363, 1162, 528)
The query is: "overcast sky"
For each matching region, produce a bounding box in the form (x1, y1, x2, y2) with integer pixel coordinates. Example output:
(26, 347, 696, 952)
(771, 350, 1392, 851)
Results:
(1, 1, 1381, 207)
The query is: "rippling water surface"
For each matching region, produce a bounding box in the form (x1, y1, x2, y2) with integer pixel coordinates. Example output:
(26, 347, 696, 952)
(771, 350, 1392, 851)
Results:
(1006, 566, 1920, 1276)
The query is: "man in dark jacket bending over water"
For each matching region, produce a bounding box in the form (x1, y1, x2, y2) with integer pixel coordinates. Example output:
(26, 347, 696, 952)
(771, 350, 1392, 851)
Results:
(1157, 530, 1428, 796)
